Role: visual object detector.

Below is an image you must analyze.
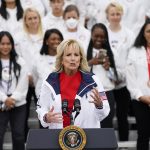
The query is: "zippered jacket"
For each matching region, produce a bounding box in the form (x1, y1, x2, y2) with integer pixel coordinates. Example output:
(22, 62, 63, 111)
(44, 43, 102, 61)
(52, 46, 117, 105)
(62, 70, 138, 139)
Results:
(37, 71, 110, 129)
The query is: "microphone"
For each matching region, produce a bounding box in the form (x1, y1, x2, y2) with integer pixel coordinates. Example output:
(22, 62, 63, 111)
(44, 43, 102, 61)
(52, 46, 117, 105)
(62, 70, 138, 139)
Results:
(74, 99, 81, 119)
(62, 99, 68, 114)
(62, 99, 74, 125)
(74, 99, 81, 113)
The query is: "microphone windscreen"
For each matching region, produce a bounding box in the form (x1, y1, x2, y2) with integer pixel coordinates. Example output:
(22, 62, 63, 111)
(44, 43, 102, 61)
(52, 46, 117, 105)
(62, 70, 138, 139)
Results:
(74, 99, 81, 110)
(62, 99, 68, 113)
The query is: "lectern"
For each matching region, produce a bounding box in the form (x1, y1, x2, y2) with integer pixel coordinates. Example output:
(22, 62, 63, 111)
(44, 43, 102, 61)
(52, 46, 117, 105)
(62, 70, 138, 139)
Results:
(26, 128, 118, 150)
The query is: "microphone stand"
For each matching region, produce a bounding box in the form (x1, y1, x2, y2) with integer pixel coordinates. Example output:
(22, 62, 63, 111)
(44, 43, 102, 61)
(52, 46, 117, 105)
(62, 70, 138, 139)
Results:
(62, 99, 80, 126)
(70, 113, 74, 125)
(74, 99, 81, 120)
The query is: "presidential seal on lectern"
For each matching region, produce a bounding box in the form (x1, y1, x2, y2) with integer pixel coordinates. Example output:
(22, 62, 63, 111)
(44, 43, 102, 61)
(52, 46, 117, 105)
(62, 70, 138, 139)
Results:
(59, 125, 86, 150)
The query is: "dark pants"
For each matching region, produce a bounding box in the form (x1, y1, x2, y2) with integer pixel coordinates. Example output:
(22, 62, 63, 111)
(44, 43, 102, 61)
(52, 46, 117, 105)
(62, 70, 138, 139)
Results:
(113, 86, 130, 141)
(25, 86, 38, 141)
(0, 104, 26, 150)
(132, 100, 150, 150)
(101, 90, 115, 128)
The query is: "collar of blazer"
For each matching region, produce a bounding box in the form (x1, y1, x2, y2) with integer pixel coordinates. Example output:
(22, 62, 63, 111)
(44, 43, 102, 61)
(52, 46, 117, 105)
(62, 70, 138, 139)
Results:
(46, 70, 97, 98)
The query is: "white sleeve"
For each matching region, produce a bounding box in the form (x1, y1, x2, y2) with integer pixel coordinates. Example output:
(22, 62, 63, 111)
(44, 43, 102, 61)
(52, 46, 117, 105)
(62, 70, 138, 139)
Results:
(126, 49, 143, 100)
(115, 28, 136, 81)
(31, 57, 39, 86)
(36, 81, 52, 127)
(92, 75, 110, 121)
(132, 6, 146, 35)
(0, 91, 7, 102)
(11, 59, 29, 102)
(115, 54, 126, 82)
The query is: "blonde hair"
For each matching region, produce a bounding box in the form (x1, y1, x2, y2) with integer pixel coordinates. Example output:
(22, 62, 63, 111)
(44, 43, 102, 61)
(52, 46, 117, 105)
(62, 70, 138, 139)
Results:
(55, 39, 90, 72)
(23, 7, 43, 36)
(105, 2, 123, 16)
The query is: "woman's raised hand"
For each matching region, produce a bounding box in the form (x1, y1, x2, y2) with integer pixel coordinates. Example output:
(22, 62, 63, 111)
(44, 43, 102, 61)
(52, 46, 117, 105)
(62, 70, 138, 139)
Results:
(46, 106, 63, 123)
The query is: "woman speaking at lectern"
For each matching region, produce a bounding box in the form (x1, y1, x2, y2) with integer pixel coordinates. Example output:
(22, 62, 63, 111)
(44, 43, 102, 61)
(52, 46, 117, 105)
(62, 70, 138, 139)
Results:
(36, 39, 110, 129)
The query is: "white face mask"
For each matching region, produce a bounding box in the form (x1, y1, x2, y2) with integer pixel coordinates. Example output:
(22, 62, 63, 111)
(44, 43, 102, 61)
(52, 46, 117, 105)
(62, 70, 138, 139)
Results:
(65, 18, 78, 29)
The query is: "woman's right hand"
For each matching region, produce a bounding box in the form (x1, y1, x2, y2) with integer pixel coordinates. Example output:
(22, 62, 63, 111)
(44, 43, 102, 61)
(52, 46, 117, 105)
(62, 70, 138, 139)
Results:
(88, 57, 103, 66)
(5, 97, 15, 110)
(45, 106, 63, 123)
(88, 55, 110, 67)
(139, 96, 150, 105)
(102, 56, 110, 70)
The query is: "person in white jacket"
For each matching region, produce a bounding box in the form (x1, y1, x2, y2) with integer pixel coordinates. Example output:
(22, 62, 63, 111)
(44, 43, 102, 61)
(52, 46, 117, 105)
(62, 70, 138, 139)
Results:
(118, 0, 150, 37)
(87, 23, 118, 128)
(0, 0, 24, 39)
(32, 29, 64, 99)
(61, 4, 90, 55)
(0, 31, 28, 150)
(42, 0, 64, 31)
(105, 2, 135, 141)
(16, 7, 44, 72)
(36, 39, 110, 129)
(126, 19, 150, 150)
(21, 0, 49, 17)
(15, 7, 44, 140)
(76, 0, 150, 34)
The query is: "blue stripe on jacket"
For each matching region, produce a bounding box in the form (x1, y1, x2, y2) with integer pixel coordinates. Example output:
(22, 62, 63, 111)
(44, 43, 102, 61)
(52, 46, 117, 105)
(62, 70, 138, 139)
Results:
(46, 71, 97, 97)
